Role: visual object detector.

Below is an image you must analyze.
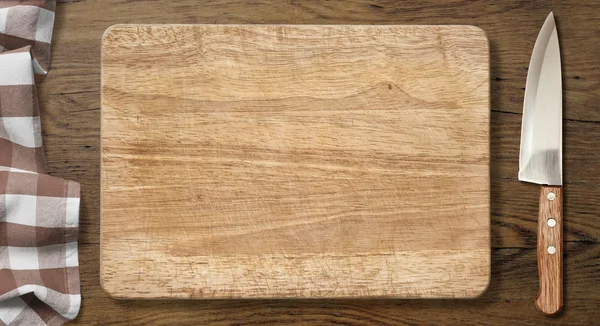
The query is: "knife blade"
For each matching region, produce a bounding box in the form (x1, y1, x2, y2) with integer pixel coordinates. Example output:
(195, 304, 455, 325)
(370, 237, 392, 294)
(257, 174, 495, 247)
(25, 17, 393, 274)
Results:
(518, 12, 563, 315)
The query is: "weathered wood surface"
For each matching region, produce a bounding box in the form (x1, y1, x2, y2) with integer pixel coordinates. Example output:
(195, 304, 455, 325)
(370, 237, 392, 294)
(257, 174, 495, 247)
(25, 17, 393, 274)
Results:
(38, 0, 600, 324)
(101, 24, 490, 299)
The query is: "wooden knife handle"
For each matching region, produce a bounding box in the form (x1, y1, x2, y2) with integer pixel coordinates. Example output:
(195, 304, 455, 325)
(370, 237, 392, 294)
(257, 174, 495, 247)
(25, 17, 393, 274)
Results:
(535, 185, 563, 315)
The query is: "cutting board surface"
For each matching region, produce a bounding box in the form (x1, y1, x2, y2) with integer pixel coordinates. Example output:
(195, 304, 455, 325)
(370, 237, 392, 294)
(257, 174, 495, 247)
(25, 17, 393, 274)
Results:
(101, 24, 490, 299)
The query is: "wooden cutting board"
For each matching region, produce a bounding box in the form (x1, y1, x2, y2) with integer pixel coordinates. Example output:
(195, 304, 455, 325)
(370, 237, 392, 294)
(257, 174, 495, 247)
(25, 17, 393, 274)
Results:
(101, 24, 490, 299)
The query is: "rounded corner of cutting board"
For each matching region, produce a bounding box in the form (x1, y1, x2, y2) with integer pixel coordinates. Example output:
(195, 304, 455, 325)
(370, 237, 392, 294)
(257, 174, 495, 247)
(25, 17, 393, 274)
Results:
(102, 24, 134, 43)
(449, 24, 490, 52)
(99, 269, 127, 300)
(464, 265, 492, 299)
(461, 25, 489, 42)
(469, 247, 492, 299)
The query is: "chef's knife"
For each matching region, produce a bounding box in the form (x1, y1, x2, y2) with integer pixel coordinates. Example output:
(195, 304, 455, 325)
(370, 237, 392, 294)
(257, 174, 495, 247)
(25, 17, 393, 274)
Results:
(519, 12, 563, 315)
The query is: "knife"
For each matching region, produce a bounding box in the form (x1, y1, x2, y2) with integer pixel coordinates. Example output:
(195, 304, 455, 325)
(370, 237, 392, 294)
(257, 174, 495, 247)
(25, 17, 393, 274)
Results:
(518, 12, 563, 315)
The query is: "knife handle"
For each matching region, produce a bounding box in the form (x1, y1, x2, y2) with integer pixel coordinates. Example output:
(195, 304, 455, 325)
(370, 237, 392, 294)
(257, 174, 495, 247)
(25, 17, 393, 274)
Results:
(535, 185, 563, 315)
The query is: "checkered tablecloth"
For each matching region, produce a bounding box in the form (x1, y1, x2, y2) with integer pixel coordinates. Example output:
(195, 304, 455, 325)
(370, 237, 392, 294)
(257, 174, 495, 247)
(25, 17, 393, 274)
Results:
(0, 1, 81, 325)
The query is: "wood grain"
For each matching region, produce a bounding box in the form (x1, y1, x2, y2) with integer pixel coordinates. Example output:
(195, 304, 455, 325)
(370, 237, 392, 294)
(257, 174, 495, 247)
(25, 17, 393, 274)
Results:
(536, 186, 563, 315)
(35, 0, 600, 324)
(100, 25, 490, 299)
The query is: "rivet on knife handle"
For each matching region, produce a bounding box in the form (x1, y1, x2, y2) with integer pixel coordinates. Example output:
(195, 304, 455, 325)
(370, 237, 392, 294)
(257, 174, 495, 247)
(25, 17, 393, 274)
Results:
(535, 186, 563, 315)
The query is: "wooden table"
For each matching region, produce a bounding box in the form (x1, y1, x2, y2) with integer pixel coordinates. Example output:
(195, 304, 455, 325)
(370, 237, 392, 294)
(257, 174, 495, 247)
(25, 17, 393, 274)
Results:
(42, 0, 599, 324)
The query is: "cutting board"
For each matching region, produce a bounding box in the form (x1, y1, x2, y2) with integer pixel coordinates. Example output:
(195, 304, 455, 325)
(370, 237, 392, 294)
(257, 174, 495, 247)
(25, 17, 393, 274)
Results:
(101, 24, 490, 299)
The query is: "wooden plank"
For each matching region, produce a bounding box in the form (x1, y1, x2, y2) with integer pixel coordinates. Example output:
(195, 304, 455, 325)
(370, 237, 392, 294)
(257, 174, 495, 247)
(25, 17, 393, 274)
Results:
(74, 243, 600, 324)
(69, 297, 600, 325)
(31, 0, 600, 323)
(71, 243, 600, 324)
(100, 24, 490, 299)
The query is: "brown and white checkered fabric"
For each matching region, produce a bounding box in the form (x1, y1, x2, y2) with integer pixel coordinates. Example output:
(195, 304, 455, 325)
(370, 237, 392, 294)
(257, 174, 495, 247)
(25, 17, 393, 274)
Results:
(0, 0, 56, 74)
(1, 1, 81, 325)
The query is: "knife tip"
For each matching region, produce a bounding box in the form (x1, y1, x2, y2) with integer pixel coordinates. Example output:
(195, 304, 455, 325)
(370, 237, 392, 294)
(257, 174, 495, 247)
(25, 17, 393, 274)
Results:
(543, 12, 556, 29)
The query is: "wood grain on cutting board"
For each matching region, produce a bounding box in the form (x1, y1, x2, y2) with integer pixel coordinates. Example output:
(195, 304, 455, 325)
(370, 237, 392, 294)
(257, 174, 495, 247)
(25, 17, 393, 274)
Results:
(101, 24, 490, 299)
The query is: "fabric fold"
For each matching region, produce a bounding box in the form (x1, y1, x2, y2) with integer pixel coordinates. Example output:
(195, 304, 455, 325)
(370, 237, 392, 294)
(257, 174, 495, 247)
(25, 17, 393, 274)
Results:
(1, 1, 81, 325)
(0, 0, 56, 74)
